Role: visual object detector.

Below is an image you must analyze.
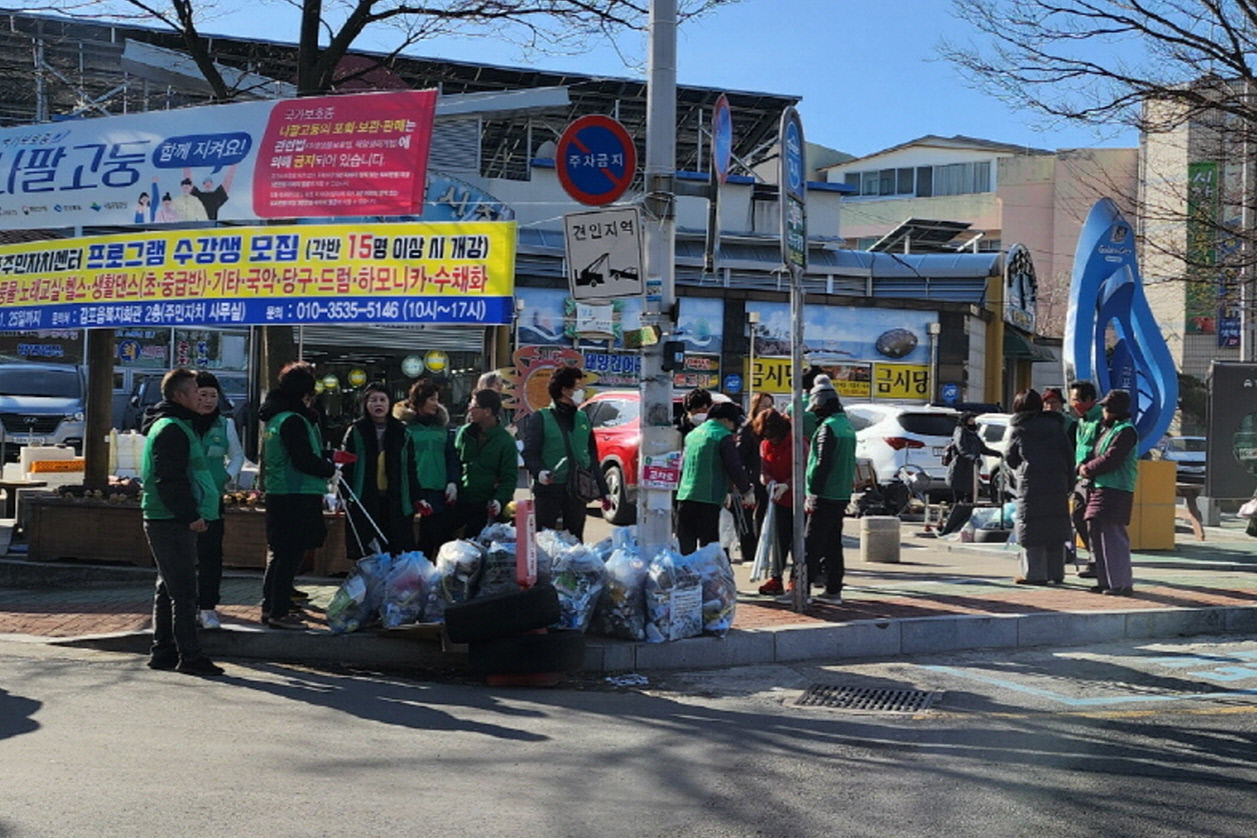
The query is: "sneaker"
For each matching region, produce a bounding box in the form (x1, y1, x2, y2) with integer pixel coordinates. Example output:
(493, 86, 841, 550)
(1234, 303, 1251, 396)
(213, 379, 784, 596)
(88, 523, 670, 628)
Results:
(1102, 586, 1134, 597)
(197, 609, 222, 630)
(1088, 584, 1108, 594)
(176, 657, 225, 677)
(1078, 565, 1098, 579)
(757, 578, 784, 596)
(816, 589, 844, 604)
(147, 651, 179, 670)
(267, 613, 306, 630)
(289, 588, 311, 601)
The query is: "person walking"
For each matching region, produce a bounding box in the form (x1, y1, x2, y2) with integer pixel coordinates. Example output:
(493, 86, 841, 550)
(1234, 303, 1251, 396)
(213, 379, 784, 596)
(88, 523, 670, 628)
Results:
(454, 387, 518, 539)
(1068, 380, 1104, 577)
(140, 367, 224, 676)
(754, 408, 796, 596)
(1003, 389, 1074, 585)
(191, 371, 245, 631)
(1079, 388, 1139, 596)
(804, 381, 857, 603)
(258, 362, 336, 629)
(945, 412, 1000, 503)
(401, 380, 460, 561)
(735, 392, 774, 563)
(521, 366, 608, 540)
(340, 383, 414, 559)
(675, 401, 754, 555)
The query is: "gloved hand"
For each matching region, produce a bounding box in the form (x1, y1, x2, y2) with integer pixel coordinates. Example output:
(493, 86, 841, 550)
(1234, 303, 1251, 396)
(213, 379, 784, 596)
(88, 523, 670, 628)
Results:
(413, 500, 434, 517)
(487, 499, 502, 517)
(538, 470, 553, 486)
(444, 482, 458, 504)
(331, 450, 358, 465)
(805, 494, 817, 514)
(741, 489, 756, 509)
(771, 482, 789, 502)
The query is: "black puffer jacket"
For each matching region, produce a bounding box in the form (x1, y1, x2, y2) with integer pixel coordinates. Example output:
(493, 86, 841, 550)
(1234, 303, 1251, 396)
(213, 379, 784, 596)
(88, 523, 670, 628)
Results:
(1004, 410, 1073, 547)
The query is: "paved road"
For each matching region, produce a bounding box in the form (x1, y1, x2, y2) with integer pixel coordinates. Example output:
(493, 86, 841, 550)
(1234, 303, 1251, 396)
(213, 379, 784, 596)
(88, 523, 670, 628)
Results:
(4, 635, 1257, 837)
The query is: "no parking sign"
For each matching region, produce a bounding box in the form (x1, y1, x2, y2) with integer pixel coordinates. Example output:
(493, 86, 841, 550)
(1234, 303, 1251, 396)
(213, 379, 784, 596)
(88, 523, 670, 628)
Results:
(556, 115, 637, 206)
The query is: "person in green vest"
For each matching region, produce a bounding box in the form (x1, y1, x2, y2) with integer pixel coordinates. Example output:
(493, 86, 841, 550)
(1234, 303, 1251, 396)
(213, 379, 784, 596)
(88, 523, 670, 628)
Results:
(258, 361, 336, 629)
(676, 401, 754, 555)
(803, 379, 857, 603)
(191, 371, 245, 631)
(454, 388, 519, 539)
(521, 366, 609, 540)
(401, 379, 460, 561)
(339, 382, 413, 560)
(1078, 388, 1139, 597)
(140, 367, 224, 677)
(1068, 379, 1104, 577)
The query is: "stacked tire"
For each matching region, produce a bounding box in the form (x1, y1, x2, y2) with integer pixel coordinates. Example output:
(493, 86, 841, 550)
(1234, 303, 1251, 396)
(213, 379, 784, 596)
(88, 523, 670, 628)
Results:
(443, 583, 587, 677)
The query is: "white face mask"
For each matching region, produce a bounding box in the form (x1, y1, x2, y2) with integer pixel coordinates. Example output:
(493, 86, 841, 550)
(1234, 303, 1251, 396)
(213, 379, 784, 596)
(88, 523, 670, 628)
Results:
(570, 388, 586, 404)
(692, 412, 708, 424)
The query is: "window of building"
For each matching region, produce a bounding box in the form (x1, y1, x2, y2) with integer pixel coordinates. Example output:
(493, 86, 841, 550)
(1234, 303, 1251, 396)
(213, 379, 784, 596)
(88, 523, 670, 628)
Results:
(842, 160, 993, 198)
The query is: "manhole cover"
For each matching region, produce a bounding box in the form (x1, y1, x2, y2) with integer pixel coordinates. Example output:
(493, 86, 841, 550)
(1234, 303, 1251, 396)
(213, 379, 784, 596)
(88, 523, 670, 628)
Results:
(796, 685, 940, 713)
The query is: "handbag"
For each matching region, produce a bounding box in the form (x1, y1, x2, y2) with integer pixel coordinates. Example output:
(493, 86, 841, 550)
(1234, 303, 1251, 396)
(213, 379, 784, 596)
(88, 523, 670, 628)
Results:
(559, 420, 603, 504)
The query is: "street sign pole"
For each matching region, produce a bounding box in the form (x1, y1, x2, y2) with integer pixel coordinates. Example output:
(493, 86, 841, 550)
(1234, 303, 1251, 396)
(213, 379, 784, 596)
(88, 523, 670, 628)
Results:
(638, 0, 679, 559)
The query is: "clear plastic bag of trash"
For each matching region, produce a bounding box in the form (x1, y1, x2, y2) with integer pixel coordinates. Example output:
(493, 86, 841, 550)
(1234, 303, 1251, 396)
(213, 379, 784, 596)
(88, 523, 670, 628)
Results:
(379, 550, 435, 629)
(687, 542, 737, 636)
(476, 539, 521, 599)
(644, 545, 703, 643)
(593, 528, 648, 641)
(326, 552, 393, 634)
(550, 541, 608, 633)
(476, 522, 516, 546)
(535, 528, 578, 586)
(434, 539, 484, 606)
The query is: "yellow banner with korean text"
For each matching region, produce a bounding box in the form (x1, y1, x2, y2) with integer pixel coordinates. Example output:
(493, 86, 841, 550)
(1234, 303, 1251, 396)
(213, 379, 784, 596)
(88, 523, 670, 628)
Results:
(750, 357, 929, 402)
(0, 221, 516, 329)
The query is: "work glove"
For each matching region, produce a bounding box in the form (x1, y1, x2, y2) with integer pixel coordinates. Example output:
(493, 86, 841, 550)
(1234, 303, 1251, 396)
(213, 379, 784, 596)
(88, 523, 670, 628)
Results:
(771, 482, 789, 502)
(413, 500, 434, 517)
(444, 482, 458, 505)
(332, 450, 358, 465)
(487, 499, 502, 517)
(741, 489, 756, 509)
(538, 469, 553, 486)
(805, 494, 818, 514)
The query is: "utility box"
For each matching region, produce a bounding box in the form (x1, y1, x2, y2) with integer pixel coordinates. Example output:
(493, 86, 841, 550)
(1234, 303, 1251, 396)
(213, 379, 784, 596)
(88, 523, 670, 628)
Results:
(1130, 459, 1176, 550)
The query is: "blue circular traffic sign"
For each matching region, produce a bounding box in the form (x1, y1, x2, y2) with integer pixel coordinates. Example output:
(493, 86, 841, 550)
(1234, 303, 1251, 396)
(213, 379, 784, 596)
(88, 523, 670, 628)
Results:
(556, 115, 637, 206)
(712, 94, 733, 184)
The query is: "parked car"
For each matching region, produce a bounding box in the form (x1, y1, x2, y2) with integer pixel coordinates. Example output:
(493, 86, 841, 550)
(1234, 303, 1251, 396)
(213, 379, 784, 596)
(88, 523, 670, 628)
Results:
(844, 402, 960, 498)
(975, 412, 1013, 499)
(121, 371, 248, 431)
(1154, 435, 1207, 483)
(0, 362, 86, 460)
(580, 389, 642, 525)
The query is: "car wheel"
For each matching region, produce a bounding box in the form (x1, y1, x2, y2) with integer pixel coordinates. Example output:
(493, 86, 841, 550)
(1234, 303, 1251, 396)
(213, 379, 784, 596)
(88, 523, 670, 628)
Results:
(603, 463, 636, 525)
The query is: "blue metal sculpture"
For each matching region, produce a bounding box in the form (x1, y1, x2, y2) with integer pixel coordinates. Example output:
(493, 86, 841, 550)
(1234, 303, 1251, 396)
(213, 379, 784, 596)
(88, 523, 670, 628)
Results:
(1063, 198, 1178, 455)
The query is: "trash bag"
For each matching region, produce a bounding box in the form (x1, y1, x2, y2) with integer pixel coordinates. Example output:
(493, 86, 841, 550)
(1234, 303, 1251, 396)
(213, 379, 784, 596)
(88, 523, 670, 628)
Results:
(719, 506, 738, 554)
(593, 528, 648, 641)
(535, 529, 578, 586)
(326, 552, 393, 634)
(550, 542, 607, 632)
(476, 522, 516, 546)
(476, 539, 521, 599)
(434, 540, 484, 606)
(379, 550, 434, 629)
(689, 542, 737, 637)
(749, 500, 779, 583)
(644, 546, 703, 643)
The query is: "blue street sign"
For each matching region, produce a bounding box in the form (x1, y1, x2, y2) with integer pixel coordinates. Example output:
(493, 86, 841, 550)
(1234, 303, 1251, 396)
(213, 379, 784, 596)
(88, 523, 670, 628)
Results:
(712, 94, 733, 185)
(556, 115, 637, 206)
(941, 382, 960, 405)
(724, 373, 742, 395)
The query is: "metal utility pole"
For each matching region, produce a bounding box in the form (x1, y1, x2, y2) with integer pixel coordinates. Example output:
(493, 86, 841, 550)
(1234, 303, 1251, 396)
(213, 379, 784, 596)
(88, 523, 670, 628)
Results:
(637, 0, 680, 558)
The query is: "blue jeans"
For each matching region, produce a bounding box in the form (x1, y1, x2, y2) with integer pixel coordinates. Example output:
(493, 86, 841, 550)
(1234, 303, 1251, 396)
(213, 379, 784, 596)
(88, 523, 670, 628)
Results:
(144, 519, 203, 661)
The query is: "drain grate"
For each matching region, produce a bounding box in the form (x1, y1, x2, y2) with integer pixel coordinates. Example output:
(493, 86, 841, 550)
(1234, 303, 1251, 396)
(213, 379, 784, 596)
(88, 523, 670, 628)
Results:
(796, 685, 940, 713)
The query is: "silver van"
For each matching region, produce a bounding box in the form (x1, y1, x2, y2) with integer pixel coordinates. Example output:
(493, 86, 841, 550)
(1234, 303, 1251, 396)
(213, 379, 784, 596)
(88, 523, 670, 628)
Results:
(0, 363, 86, 458)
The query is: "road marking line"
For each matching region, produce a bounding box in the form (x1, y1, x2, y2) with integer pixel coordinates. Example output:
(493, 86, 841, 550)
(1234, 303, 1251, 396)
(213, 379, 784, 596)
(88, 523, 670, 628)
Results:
(922, 664, 1257, 707)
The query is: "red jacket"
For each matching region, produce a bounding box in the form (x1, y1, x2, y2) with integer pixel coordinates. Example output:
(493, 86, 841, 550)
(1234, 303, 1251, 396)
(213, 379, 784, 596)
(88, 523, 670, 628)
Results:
(760, 435, 795, 507)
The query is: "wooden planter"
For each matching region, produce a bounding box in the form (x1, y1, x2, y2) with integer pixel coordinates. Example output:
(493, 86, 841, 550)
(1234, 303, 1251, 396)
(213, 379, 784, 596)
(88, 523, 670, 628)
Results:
(25, 498, 354, 577)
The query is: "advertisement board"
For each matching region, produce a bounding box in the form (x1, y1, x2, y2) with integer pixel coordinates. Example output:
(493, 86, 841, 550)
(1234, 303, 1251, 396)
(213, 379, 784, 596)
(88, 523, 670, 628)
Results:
(0, 221, 516, 328)
(0, 90, 436, 228)
(1207, 362, 1257, 498)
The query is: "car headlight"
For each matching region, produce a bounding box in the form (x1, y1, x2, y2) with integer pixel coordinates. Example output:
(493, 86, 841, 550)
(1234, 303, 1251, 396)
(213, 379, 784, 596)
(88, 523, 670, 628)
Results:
(69, 411, 85, 422)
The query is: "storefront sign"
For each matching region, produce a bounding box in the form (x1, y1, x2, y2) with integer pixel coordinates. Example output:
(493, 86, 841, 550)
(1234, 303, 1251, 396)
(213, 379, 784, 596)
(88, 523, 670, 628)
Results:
(874, 364, 930, 400)
(672, 353, 720, 390)
(582, 351, 640, 387)
(401, 355, 424, 377)
(505, 345, 587, 414)
(348, 368, 367, 387)
(424, 350, 449, 373)
(0, 220, 516, 329)
(641, 451, 682, 490)
(0, 89, 437, 228)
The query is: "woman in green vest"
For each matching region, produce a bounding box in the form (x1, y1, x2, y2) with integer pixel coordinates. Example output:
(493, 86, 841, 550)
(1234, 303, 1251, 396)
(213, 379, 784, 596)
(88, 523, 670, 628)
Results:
(520, 366, 608, 540)
(402, 380, 460, 561)
(258, 361, 336, 629)
(676, 401, 754, 554)
(192, 371, 245, 631)
(1078, 388, 1139, 597)
(340, 382, 413, 560)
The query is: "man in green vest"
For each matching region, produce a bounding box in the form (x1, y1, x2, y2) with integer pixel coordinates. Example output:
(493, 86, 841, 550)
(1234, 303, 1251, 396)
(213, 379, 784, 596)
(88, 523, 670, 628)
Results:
(140, 367, 223, 677)
(455, 388, 519, 539)
(1068, 379, 1103, 577)
(1077, 388, 1139, 596)
(804, 379, 857, 603)
(676, 401, 754, 554)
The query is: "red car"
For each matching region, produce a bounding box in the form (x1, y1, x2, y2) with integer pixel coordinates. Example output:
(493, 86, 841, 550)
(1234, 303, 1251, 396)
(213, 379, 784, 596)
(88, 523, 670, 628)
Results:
(579, 389, 642, 524)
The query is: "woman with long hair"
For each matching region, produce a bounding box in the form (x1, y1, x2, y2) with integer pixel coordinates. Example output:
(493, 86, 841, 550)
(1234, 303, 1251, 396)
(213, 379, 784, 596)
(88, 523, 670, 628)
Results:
(1004, 388, 1073, 585)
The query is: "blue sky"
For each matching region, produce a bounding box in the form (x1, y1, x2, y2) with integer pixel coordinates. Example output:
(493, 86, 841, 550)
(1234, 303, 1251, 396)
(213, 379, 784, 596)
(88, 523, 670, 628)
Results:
(199, 0, 1140, 158)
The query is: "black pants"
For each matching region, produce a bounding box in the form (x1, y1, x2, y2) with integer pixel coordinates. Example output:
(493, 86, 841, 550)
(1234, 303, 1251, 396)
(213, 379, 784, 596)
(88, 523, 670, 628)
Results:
(805, 497, 846, 594)
(346, 493, 415, 560)
(145, 519, 203, 662)
(769, 502, 795, 579)
(737, 484, 769, 562)
(677, 499, 721, 555)
(534, 484, 590, 541)
(196, 503, 224, 610)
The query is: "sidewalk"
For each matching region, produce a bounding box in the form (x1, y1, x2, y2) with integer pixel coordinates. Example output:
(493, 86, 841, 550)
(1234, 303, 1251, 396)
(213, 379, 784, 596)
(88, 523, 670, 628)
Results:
(2, 511, 1256, 673)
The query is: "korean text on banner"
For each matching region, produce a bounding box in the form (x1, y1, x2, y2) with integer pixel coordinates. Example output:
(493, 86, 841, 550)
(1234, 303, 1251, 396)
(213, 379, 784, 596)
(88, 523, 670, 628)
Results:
(0, 90, 437, 229)
(0, 221, 516, 329)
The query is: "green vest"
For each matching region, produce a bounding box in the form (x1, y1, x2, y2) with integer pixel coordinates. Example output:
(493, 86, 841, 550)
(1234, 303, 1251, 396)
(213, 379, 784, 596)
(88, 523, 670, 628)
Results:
(806, 413, 858, 501)
(201, 415, 231, 493)
(456, 421, 518, 505)
(539, 407, 592, 482)
(1073, 403, 1104, 465)
(141, 416, 220, 521)
(1091, 419, 1138, 492)
(262, 411, 328, 495)
(676, 420, 732, 504)
(406, 420, 449, 491)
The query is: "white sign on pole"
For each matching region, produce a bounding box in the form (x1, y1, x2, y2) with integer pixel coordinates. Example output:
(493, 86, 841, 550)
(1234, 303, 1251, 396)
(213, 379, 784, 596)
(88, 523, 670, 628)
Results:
(564, 207, 644, 301)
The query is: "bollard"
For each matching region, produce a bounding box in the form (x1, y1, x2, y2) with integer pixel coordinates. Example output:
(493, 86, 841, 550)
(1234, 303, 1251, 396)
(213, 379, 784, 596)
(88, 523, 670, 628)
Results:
(861, 515, 901, 564)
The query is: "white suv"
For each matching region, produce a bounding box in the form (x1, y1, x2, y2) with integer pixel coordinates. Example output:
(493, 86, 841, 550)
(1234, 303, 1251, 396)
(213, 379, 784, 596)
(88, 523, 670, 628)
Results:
(843, 403, 960, 497)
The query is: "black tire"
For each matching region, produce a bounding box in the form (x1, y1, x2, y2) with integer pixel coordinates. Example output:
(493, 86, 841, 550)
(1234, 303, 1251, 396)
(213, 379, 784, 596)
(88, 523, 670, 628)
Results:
(468, 629, 587, 674)
(974, 527, 1010, 543)
(443, 583, 561, 644)
(602, 463, 636, 525)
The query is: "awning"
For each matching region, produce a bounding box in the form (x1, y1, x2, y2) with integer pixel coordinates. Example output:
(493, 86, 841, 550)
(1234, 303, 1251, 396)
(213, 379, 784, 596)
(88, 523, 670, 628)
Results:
(1004, 331, 1056, 363)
